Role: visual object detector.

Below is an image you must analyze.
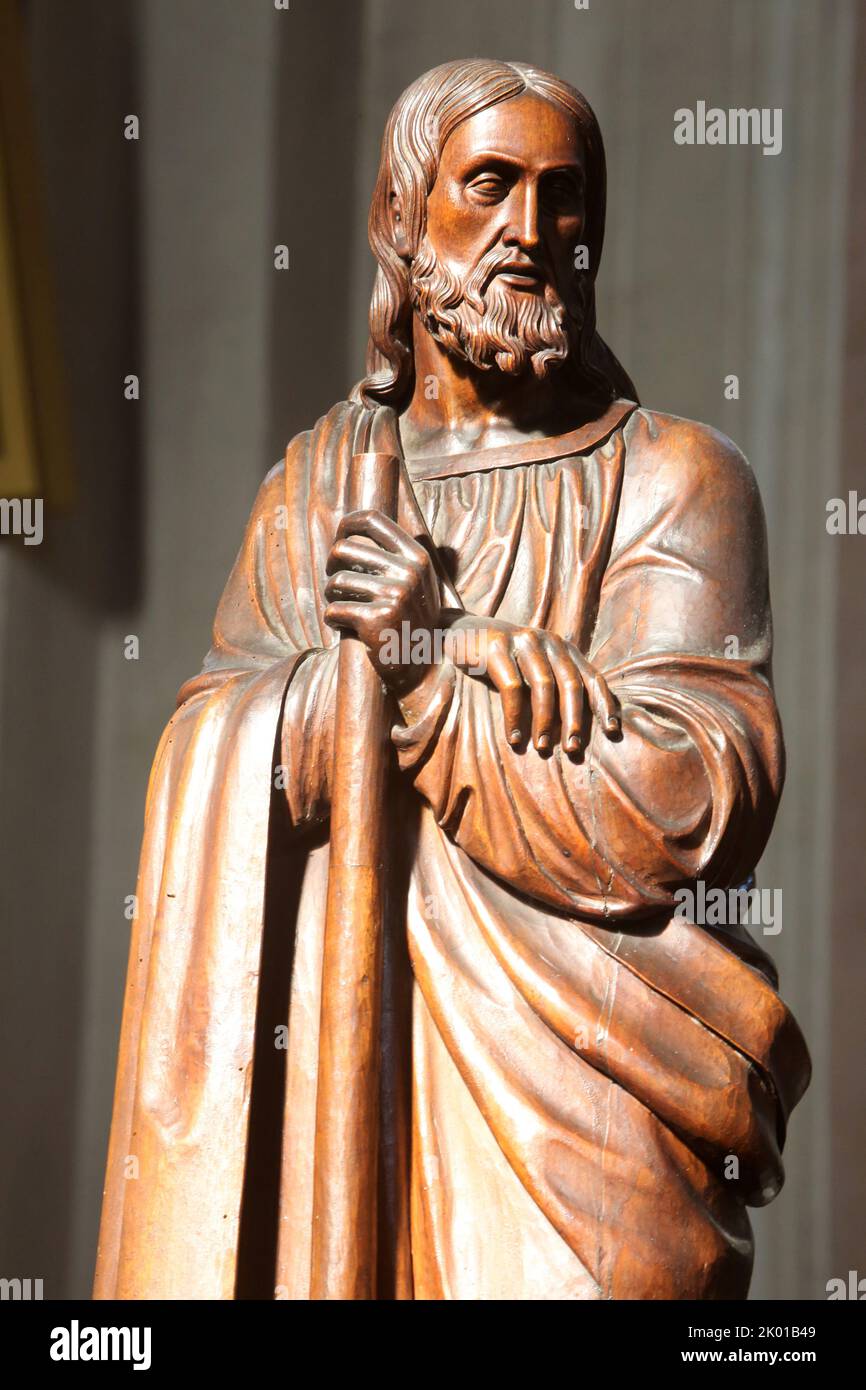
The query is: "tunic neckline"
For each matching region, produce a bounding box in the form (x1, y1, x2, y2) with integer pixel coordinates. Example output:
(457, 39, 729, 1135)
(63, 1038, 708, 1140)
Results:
(403, 398, 638, 483)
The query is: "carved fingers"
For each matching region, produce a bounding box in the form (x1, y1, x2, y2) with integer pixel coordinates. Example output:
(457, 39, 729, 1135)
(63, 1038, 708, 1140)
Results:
(323, 518, 620, 748)
(323, 510, 442, 690)
(334, 509, 428, 565)
(450, 617, 620, 754)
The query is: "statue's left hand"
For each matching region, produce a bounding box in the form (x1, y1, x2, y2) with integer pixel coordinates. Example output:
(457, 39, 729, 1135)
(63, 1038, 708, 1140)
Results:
(324, 509, 442, 693)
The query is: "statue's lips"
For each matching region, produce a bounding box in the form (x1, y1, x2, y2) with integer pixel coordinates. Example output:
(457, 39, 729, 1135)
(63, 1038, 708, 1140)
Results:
(494, 264, 545, 288)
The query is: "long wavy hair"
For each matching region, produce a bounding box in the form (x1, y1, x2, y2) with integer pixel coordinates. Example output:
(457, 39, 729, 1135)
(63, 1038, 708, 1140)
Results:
(352, 58, 637, 410)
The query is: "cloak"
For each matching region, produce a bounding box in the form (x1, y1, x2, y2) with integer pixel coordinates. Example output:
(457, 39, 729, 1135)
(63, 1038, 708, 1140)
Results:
(94, 397, 810, 1300)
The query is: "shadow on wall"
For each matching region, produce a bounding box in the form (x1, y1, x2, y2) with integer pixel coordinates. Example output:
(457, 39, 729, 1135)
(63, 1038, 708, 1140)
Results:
(266, 4, 366, 458)
(0, 0, 141, 1297)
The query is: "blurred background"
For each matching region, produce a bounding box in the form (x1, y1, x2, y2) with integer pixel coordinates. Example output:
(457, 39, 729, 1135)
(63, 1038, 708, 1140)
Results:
(0, 0, 863, 1300)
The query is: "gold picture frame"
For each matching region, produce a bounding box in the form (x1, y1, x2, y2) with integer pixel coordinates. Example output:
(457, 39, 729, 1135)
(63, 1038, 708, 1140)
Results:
(0, 0, 73, 507)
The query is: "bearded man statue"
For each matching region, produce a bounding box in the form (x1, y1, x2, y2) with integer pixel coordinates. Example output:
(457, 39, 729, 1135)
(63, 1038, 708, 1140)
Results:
(94, 58, 810, 1301)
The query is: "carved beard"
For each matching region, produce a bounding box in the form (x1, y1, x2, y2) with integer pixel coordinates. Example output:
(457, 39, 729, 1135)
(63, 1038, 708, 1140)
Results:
(408, 235, 573, 379)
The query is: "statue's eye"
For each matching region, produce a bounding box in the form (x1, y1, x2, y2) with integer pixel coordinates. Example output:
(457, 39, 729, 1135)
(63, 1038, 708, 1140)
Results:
(466, 173, 509, 203)
(542, 174, 583, 213)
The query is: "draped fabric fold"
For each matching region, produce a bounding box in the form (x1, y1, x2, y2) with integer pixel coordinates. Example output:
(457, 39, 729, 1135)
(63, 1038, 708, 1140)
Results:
(95, 398, 809, 1301)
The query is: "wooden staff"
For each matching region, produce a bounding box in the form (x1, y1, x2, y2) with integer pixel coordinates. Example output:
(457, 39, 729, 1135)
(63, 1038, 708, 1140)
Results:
(310, 417, 400, 1300)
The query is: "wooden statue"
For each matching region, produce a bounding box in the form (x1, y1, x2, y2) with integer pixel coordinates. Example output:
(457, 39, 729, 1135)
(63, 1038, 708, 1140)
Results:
(94, 59, 810, 1301)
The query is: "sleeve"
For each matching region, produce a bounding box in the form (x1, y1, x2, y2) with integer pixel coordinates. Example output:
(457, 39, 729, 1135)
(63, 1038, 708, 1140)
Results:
(176, 438, 339, 838)
(391, 416, 783, 920)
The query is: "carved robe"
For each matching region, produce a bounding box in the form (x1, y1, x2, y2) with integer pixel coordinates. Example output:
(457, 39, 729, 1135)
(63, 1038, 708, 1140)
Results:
(94, 396, 810, 1300)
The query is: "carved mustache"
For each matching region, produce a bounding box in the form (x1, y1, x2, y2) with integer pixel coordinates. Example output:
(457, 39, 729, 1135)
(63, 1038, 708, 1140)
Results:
(463, 246, 549, 312)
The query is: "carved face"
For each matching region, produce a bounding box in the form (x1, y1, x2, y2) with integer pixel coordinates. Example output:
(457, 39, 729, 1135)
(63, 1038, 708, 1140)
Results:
(408, 92, 588, 376)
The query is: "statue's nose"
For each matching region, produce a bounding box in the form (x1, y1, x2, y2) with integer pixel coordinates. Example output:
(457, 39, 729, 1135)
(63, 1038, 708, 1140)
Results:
(503, 183, 541, 251)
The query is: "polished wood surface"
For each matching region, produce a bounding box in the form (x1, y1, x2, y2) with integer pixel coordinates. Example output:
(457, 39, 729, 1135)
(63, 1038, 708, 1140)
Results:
(95, 59, 810, 1301)
(311, 443, 399, 1299)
